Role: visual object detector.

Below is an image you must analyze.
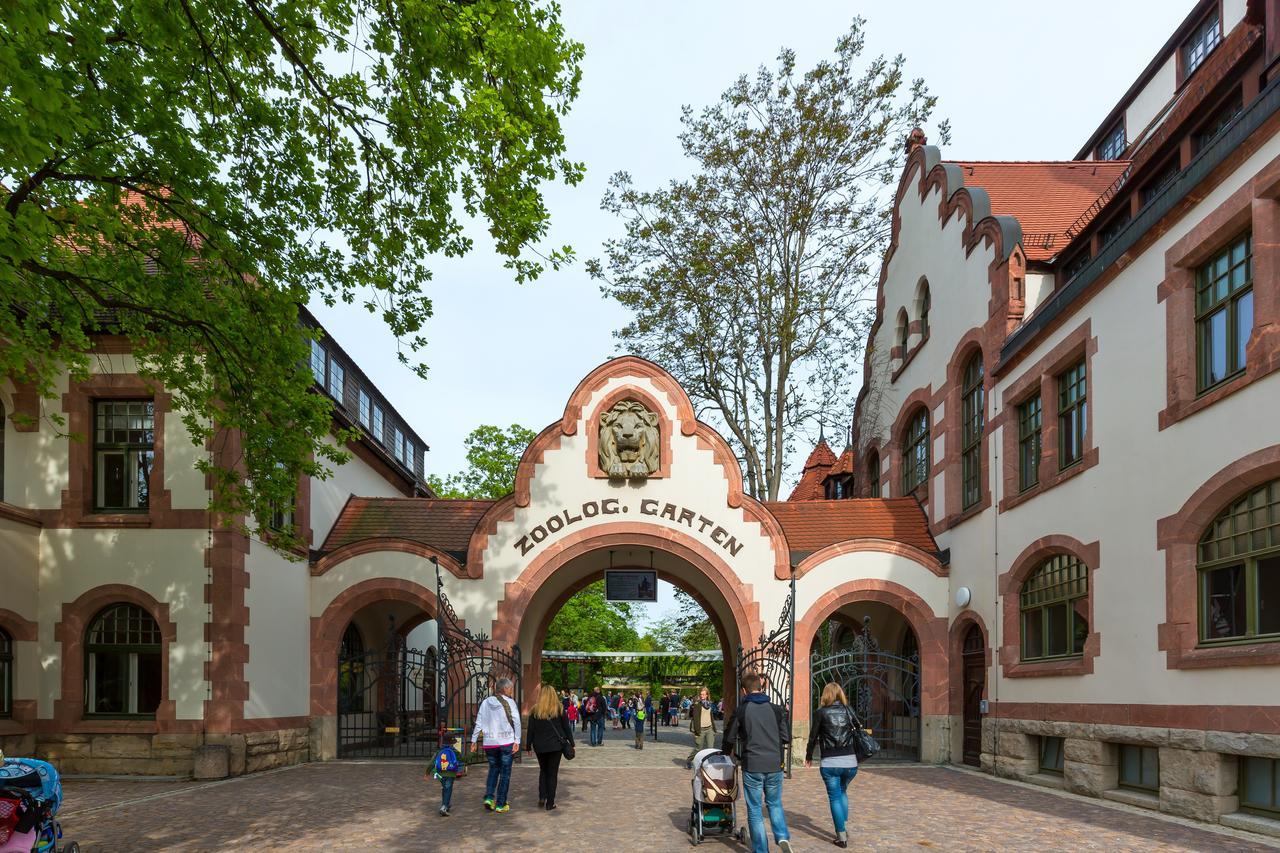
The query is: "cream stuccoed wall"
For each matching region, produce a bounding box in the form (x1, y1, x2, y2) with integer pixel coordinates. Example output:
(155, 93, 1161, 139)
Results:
(1125, 56, 1176, 144)
(35, 529, 208, 718)
(243, 542, 311, 719)
(3, 373, 70, 511)
(311, 433, 402, 544)
(794, 551, 949, 625)
(862, 131, 1280, 713)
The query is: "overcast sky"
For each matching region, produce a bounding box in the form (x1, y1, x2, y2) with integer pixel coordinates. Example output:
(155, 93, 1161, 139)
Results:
(310, 0, 1193, 490)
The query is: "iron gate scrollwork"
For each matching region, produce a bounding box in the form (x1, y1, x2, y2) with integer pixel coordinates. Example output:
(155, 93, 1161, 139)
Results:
(810, 615, 921, 761)
(336, 618, 438, 758)
(435, 558, 522, 765)
(735, 570, 796, 775)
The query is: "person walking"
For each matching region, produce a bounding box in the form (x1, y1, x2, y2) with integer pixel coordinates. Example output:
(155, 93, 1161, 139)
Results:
(633, 692, 646, 749)
(525, 684, 575, 811)
(722, 673, 793, 853)
(686, 686, 718, 769)
(427, 731, 461, 817)
(471, 677, 520, 814)
(659, 692, 670, 727)
(646, 693, 658, 740)
(805, 682, 860, 849)
(585, 687, 606, 746)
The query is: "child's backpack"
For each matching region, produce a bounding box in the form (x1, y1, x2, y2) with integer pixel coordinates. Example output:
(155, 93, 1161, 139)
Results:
(636, 707, 646, 722)
(432, 746, 460, 778)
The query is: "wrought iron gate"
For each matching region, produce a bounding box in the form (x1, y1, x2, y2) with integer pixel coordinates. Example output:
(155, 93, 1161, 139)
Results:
(735, 571, 795, 774)
(336, 622, 438, 758)
(434, 558, 523, 765)
(809, 616, 921, 761)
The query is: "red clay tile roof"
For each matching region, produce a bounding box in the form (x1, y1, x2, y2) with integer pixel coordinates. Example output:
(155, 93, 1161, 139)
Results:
(321, 496, 495, 558)
(947, 161, 1131, 261)
(788, 440, 839, 501)
(764, 498, 938, 555)
(829, 447, 856, 477)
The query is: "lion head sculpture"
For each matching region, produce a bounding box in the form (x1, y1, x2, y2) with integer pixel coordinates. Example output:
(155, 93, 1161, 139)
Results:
(598, 400, 660, 479)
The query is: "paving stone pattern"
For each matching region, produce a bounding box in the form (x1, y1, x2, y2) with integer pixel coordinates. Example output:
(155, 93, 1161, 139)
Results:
(57, 730, 1277, 852)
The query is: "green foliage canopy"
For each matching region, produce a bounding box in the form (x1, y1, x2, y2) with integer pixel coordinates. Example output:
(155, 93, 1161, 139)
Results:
(428, 423, 537, 499)
(0, 0, 583, 549)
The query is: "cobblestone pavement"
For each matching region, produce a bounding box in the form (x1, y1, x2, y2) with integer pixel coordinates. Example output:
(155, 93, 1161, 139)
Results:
(58, 739, 1278, 852)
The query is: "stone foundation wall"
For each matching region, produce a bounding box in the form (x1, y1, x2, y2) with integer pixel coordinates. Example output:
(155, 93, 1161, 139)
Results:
(31, 728, 310, 777)
(980, 717, 1280, 832)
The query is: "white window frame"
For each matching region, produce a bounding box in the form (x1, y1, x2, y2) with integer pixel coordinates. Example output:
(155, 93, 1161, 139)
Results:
(327, 359, 345, 400)
(372, 406, 384, 444)
(358, 389, 371, 428)
(310, 340, 326, 385)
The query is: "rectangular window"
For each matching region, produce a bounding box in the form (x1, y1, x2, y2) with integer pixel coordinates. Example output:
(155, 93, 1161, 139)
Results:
(1098, 209, 1131, 249)
(869, 455, 881, 498)
(93, 400, 155, 511)
(1196, 232, 1253, 392)
(1096, 123, 1126, 161)
(1182, 10, 1221, 79)
(393, 427, 404, 464)
(1063, 250, 1092, 283)
(327, 359, 345, 400)
(1018, 395, 1042, 492)
(358, 389, 372, 428)
(372, 405, 384, 444)
(1057, 361, 1087, 469)
(1202, 562, 1246, 640)
(1039, 736, 1065, 775)
(1241, 757, 1280, 816)
(1140, 158, 1180, 208)
(310, 339, 326, 385)
(1119, 744, 1159, 791)
(1194, 91, 1243, 154)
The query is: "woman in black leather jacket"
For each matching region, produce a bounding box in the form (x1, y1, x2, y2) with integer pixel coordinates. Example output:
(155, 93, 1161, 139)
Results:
(805, 682, 859, 848)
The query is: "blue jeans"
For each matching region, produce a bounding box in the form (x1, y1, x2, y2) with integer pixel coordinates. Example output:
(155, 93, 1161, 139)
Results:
(590, 718, 604, 745)
(439, 776, 454, 810)
(484, 745, 513, 807)
(820, 766, 858, 833)
(742, 770, 789, 853)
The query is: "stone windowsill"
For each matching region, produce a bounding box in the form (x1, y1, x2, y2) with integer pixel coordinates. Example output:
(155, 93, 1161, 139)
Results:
(1022, 772, 1065, 790)
(1101, 787, 1160, 811)
(1219, 811, 1280, 840)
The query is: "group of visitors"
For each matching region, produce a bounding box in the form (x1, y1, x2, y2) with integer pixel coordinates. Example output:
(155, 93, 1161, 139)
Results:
(428, 673, 867, 852)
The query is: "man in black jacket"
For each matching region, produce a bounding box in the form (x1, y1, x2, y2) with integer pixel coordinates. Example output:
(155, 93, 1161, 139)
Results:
(721, 673, 792, 853)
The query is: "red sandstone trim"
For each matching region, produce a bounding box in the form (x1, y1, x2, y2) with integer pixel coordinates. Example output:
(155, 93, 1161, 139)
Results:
(1156, 443, 1280, 668)
(561, 356, 697, 438)
(52, 584, 179, 733)
(1158, 151, 1280, 429)
(889, 385, 939, 509)
(513, 423, 563, 508)
(0, 502, 41, 528)
(988, 702, 1280, 735)
(996, 320, 1099, 514)
(311, 577, 442, 716)
(0, 609, 37, 642)
(464, 494, 516, 579)
(311, 538, 466, 578)
(794, 579, 948, 724)
(937, 330, 993, 531)
(997, 535, 1102, 678)
(792, 538, 945, 580)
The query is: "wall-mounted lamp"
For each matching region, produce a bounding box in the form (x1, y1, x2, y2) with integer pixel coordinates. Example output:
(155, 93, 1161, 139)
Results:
(955, 586, 972, 608)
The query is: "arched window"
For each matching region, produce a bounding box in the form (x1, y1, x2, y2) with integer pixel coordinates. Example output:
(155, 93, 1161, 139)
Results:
(85, 604, 162, 717)
(901, 408, 929, 495)
(917, 280, 931, 338)
(868, 451, 881, 498)
(1198, 478, 1279, 643)
(960, 353, 985, 510)
(1020, 555, 1089, 661)
(896, 309, 909, 354)
(0, 628, 11, 718)
(338, 623, 365, 713)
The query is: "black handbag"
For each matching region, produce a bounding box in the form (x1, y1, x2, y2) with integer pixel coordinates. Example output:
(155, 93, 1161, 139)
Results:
(846, 707, 880, 761)
(557, 717, 576, 761)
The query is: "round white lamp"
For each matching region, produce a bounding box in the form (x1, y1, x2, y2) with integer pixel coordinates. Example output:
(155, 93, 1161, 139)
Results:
(954, 586, 972, 608)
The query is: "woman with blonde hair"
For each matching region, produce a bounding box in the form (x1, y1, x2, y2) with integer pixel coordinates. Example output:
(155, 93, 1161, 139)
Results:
(805, 682, 860, 848)
(524, 683, 574, 810)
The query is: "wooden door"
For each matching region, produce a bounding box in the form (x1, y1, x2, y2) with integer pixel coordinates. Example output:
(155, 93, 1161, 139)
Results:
(961, 625, 985, 767)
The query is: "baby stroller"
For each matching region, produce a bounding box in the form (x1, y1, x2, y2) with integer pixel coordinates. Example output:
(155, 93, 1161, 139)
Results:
(0, 757, 77, 853)
(686, 749, 744, 846)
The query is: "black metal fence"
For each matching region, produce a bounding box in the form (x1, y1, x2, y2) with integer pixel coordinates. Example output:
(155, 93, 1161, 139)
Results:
(735, 571, 795, 775)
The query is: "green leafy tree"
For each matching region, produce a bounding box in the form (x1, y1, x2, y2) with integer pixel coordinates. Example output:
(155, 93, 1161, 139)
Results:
(589, 18, 946, 499)
(542, 581, 640, 652)
(428, 423, 537, 499)
(0, 0, 583, 550)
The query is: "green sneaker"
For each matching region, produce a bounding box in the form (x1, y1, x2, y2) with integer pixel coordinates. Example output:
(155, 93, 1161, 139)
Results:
(494, 804, 510, 813)
(483, 798, 494, 811)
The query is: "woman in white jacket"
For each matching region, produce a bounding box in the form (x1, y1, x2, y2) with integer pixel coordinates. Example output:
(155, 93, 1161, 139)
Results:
(472, 677, 520, 813)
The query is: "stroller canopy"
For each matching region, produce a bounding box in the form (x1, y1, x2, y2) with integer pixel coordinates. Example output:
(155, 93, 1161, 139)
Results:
(0, 759, 62, 816)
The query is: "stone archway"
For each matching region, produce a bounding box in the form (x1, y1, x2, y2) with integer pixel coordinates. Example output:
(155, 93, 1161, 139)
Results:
(491, 523, 762, 713)
(795, 579, 949, 763)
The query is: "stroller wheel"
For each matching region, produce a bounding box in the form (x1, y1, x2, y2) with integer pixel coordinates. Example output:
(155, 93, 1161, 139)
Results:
(62, 844, 81, 853)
